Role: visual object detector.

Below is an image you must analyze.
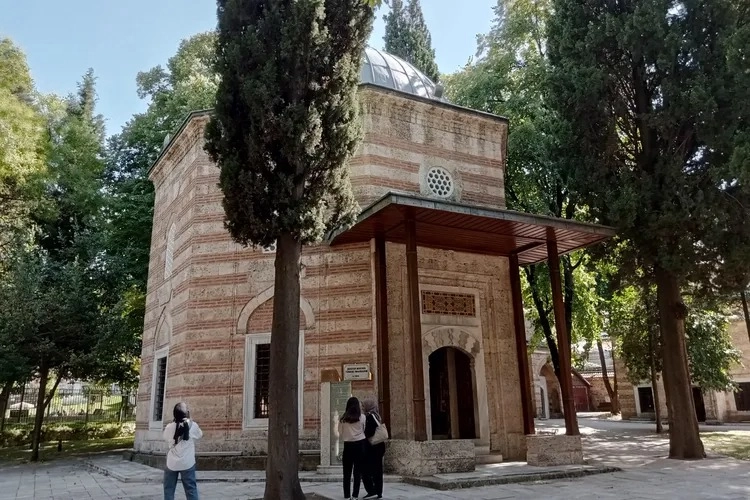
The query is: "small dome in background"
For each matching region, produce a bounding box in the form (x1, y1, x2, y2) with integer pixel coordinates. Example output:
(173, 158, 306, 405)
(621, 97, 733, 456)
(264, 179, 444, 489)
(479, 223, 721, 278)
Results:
(360, 47, 444, 101)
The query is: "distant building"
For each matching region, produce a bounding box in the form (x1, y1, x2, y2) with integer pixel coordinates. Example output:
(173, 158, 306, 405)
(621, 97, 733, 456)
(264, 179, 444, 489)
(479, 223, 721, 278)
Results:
(617, 317, 750, 423)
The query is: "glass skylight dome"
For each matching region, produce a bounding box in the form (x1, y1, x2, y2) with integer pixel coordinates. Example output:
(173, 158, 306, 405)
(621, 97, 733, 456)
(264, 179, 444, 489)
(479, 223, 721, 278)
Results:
(360, 46, 444, 100)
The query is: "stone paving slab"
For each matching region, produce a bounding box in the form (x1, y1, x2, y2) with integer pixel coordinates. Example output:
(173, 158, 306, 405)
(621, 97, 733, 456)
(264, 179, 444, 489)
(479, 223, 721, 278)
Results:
(3, 420, 750, 499)
(2, 455, 750, 500)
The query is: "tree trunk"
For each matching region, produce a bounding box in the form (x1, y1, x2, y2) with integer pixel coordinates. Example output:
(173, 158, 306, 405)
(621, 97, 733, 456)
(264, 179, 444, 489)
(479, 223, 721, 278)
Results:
(647, 326, 663, 434)
(31, 365, 49, 462)
(264, 232, 305, 500)
(597, 340, 619, 414)
(649, 351, 663, 434)
(0, 381, 13, 432)
(562, 256, 574, 348)
(655, 266, 704, 459)
(741, 290, 750, 344)
(526, 265, 561, 375)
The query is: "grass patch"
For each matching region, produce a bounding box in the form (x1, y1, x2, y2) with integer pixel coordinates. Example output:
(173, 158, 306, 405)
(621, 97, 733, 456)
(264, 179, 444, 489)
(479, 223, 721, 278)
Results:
(0, 435, 134, 464)
(702, 431, 750, 460)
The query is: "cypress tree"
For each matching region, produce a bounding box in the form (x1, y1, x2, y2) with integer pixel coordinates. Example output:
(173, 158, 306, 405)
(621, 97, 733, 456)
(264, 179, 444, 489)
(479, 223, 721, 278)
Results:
(383, 0, 440, 81)
(205, 1, 374, 497)
(547, 0, 750, 458)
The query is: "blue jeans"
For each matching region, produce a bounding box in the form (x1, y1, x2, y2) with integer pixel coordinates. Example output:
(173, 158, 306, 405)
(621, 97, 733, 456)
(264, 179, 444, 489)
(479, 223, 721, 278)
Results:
(164, 464, 199, 500)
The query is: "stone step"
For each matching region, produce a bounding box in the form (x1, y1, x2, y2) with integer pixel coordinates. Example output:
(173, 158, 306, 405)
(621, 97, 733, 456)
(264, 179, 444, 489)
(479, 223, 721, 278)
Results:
(476, 453, 503, 464)
(474, 445, 502, 464)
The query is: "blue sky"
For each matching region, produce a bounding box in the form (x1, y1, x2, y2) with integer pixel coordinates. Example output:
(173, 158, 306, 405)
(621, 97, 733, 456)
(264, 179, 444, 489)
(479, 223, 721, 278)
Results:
(2, 0, 496, 135)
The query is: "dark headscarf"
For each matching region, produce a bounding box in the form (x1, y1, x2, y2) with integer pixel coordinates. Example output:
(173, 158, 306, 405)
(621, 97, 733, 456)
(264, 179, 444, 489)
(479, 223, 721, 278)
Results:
(340, 397, 362, 423)
(173, 402, 190, 445)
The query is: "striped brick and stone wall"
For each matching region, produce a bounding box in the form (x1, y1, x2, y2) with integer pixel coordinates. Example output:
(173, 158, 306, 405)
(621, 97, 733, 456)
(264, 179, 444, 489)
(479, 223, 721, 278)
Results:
(353, 86, 507, 209)
(135, 85, 517, 459)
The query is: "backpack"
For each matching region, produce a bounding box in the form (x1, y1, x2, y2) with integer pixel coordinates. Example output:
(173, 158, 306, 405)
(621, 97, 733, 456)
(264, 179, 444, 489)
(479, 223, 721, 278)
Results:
(368, 413, 389, 445)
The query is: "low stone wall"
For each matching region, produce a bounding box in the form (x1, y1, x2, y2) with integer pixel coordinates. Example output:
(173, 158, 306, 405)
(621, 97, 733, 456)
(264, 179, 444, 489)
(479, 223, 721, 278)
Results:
(526, 434, 584, 466)
(126, 451, 320, 471)
(384, 439, 475, 476)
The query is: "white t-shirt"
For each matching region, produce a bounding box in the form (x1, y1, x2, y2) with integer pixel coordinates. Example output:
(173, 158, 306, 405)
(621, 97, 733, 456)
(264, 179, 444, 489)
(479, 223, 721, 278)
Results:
(338, 414, 366, 442)
(163, 420, 203, 471)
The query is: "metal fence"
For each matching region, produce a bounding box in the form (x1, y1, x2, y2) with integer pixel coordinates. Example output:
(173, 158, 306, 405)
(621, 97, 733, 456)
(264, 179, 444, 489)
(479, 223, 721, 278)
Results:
(2, 385, 137, 427)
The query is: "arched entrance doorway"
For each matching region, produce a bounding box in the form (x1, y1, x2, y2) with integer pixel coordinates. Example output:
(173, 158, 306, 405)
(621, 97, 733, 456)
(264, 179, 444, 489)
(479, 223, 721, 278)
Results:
(428, 346, 476, 439)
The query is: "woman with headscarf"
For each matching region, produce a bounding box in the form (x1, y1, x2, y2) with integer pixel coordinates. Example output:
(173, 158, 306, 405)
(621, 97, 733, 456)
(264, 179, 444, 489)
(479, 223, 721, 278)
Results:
(162, 402, 203, 500)
(362, 396, 386, 499)
(338, 396, 367, 500)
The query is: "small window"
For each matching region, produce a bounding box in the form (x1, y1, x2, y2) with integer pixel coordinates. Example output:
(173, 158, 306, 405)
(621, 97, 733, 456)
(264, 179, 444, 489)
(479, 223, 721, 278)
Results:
(244, 332, 304, 428)
(152, 354, 168, 422)
(165, 224, 176, 279)
(735, 382, 750, 411)
(426, 167, 454, 199)
(253, 344, 271, 418)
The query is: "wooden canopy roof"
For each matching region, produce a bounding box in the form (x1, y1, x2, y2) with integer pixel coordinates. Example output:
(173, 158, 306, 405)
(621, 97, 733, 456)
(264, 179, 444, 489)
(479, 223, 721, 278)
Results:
(329, 193, 614, 265)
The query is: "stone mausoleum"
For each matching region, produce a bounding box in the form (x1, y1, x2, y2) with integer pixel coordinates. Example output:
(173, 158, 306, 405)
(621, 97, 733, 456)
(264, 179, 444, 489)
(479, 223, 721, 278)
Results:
(134, 47, 613, 473)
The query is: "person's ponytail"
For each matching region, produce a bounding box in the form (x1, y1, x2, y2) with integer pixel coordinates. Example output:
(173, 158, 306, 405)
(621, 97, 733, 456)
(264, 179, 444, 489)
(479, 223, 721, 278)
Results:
(172, 402, 191, 445)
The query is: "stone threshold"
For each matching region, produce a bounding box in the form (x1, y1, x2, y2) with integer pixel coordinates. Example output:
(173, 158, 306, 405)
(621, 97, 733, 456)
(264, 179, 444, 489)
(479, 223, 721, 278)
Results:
(404, 465, 620, 490)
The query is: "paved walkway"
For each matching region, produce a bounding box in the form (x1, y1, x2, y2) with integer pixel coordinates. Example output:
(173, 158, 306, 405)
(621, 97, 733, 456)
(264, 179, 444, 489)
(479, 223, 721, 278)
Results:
(1, 419, 749, 499)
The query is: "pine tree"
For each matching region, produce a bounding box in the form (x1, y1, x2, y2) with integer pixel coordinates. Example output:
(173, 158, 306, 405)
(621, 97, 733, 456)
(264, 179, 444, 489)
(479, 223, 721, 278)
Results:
(547, 0, 750, 458)
(383, 0, 408, 59)
(205, 1, 374, 498)
(383, 0, 440, 81)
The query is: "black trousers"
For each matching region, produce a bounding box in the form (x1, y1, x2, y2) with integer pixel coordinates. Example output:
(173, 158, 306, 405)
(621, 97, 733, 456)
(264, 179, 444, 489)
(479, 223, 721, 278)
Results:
(342, 439, 366, 498)
(365, 442, 386, 496)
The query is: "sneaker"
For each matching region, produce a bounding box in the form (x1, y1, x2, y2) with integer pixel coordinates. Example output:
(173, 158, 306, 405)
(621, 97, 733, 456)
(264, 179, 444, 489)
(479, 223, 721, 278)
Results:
(363, 494, 377, 499)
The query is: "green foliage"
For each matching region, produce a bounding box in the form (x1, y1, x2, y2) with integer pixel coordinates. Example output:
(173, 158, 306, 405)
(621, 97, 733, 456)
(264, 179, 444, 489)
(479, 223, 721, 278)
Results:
(608, 283, 740, 392)
(445, 0, 603, 371)
(546, 0, 750, 294)
(97, 33, 219, 389)
(104, 32, 217, 290)
(206, 1, 374, 247)
(685, 300, 740, 392)
(383, 0, 440, 81)
(0, 421, 134, 448)
(0, 242, 42, 386)
(608, 284, 661, 385)
(0, 39, 47, 253)
(207, 3, 374, 496)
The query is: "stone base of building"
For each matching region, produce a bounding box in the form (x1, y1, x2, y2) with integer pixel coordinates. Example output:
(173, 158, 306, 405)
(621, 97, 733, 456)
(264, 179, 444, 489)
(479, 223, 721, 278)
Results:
(126, 450, 321, 471)
(384, 439, 475, 476)
(526, 434, 584, 466)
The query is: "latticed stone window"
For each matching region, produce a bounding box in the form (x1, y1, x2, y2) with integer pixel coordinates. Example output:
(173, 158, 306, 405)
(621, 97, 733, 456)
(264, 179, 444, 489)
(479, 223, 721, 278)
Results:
(426, 167, 454, 199)
(421, 290, 476, 317)
(152, 355, 167, 422)
(253, 343, 271, 418)
(243, 331, 304, 428)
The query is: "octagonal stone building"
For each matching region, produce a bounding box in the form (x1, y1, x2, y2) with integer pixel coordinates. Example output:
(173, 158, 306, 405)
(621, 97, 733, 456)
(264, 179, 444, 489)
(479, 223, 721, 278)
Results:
(134, 47, 611, 471)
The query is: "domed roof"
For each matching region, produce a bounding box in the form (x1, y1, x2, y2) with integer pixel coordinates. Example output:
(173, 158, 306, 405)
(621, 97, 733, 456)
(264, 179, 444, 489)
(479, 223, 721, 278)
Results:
(360, 47, 443, 100)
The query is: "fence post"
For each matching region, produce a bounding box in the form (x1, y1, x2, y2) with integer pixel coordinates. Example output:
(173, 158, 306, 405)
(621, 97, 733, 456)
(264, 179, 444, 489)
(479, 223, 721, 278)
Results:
(17, 383, 26, 424)
(85, 395, 90, 425)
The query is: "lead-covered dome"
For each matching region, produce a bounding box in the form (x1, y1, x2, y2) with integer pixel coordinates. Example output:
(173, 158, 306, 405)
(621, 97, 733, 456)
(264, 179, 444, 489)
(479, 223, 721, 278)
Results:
(360, 47, 443, 100)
